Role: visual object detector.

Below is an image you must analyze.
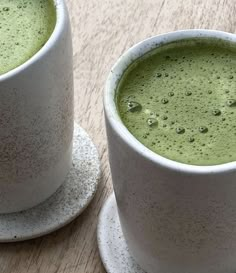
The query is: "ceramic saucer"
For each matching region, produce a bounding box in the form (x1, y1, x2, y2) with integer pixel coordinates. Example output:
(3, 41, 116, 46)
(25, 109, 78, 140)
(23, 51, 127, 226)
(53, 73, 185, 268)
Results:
(97, 193, 145, 273)
(0, 123, 100, 242)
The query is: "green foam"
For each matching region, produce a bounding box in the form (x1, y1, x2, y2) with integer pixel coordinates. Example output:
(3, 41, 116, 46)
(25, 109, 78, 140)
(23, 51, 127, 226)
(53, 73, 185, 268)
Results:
(0, 0, 56, 75)
(117, 38, 236, 165)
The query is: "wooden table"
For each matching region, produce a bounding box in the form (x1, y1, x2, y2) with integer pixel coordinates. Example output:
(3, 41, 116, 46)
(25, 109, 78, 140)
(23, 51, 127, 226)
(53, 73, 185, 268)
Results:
(0, 0, 235, 272)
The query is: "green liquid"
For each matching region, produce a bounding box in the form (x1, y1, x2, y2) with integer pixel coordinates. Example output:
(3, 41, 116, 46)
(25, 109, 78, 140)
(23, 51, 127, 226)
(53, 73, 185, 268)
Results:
(117, 38, 236, 165)
(0, 0, 56, 75)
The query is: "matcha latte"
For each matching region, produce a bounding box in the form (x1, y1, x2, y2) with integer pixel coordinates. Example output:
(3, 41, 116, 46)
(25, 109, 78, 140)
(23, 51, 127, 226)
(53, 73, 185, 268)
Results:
(0, 0, 56, 75)
(117, 39, 236, 165)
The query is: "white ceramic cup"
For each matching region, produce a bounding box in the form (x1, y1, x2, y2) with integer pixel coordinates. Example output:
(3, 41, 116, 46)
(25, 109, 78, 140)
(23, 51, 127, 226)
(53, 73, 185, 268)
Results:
(104, 30, 236, 273)
(0, 0, 74, 213)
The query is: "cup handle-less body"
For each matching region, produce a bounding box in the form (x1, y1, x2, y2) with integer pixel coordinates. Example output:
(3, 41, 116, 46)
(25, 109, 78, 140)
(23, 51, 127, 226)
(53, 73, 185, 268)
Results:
(105, 30, 236, 273)
(0, 0, 74, 213)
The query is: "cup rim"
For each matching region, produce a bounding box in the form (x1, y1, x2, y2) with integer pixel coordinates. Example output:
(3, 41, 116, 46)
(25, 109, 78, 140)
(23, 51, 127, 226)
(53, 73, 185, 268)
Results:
(0, 0, 66, 81)
(104, 29, 236, 174)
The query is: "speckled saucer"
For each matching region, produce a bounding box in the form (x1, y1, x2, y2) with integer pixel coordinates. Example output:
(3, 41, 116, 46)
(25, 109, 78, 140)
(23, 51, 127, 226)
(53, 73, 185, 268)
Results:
(0, 123, 100, 242)
(97, 193, 146, 273)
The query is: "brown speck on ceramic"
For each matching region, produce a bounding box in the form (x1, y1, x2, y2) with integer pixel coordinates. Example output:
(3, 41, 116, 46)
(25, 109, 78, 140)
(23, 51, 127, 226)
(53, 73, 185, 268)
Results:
(0, 123, 100, 242)
(97, 193, 145, 273)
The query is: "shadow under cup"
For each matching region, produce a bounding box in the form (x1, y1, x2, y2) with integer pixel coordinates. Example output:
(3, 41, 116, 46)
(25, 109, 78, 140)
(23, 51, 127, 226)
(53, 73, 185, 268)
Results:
(104, 30, 236, 273)
(0, 0, 74, 214)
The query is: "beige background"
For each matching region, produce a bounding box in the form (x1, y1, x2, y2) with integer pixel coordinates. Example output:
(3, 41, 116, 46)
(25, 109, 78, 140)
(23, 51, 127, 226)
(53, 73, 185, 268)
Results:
(0, 0, 236, 272)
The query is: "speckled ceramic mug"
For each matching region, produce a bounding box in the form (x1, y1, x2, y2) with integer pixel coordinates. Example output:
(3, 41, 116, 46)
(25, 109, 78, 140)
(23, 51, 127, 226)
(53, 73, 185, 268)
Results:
(0, 0, 73, 213)
(104, 30, 236, 273)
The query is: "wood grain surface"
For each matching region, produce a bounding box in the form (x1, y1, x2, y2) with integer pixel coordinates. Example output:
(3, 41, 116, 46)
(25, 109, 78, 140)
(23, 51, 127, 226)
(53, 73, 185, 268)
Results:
(0, 0, 236, 272)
